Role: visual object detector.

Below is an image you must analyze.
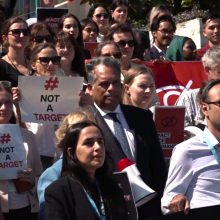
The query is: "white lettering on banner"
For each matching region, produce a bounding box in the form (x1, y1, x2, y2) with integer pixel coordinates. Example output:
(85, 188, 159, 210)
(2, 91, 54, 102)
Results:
(18, 76, 84, 124)
(156, 80, 193, 106)
(0, 125, 27, 180)
(158, 133, 176, 149)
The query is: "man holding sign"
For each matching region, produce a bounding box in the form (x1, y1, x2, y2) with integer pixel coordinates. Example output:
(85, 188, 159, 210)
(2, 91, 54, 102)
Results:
(0, 82, 42, 220)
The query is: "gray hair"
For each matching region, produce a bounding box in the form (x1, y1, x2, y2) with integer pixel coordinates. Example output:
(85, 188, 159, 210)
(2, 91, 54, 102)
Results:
(202, 46, 220, 71)
(87, 57, 121, 85)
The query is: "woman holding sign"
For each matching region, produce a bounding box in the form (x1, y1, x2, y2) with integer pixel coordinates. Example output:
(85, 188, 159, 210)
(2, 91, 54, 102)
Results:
(0, 81, 42, 220)
(45, 121, 129, 220)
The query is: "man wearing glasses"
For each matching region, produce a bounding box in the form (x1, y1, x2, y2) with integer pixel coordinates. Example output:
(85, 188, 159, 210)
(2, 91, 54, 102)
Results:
(162, 79, 220, 215)
(144, 14, 176, 61)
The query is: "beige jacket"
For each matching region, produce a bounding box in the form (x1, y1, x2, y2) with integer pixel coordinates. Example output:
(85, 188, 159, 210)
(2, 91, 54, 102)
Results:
(0, 128, 43, 213)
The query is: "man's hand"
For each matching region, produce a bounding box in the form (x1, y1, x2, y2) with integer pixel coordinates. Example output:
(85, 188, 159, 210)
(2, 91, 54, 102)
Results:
(167, 194, 190, 214)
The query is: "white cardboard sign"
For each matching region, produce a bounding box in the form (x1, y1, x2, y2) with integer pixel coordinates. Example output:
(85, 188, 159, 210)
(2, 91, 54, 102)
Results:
(18, 76, 84, 124)
(0, 124, 27, 180)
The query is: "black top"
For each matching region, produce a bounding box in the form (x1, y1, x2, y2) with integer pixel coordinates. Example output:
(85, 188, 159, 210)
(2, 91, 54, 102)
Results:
(0, 59, 24, 87)
(4, 0, 17, 19)
(45, 176, 129, 220)
(84, 49, 92, 60)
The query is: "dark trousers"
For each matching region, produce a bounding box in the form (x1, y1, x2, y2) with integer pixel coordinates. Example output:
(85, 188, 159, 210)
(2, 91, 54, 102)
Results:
(40, 155, 54, 171)
(3, 205, 38, 220)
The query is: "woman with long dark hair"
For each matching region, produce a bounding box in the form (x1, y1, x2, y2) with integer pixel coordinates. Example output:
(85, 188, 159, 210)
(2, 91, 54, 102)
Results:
(110, 0, 128, 24)
(45, 121, 129, 220)
(55, 31, 87, 79)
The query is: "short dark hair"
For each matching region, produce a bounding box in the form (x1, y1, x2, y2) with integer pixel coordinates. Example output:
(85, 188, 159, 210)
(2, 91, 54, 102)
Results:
(151, 14, 176, 32)
(95, 40, 121, 57)
(202, 13, 220, 27)
(80, 18, 99, 34)
(201, 79, 220, 102)
(59, 13, 84, 49)
(87, 3, 110, 19)
(110, 0, 128, 12)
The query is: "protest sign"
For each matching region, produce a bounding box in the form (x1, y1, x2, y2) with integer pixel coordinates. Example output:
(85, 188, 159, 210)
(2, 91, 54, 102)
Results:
(140, 61, 207, 106)
(84, 42, 99, 58)
(0, 125, 27, 180)
(113, 172, 138, 220)
(153, 106, 185, 158)
(18, 76, 84, 124)
(37, 8, 68, 32)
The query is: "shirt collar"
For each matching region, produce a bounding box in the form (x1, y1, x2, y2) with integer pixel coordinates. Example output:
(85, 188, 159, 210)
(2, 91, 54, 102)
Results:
(153, 43, 163, 53)
(204, 127, 219, 147)
(94, 102, 122, 117)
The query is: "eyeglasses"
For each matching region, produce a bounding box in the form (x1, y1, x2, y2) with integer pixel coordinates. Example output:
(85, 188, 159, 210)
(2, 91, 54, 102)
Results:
(101, 51, 123, 59)
(35, 56, 61, 66)
(116, 40, 134, 47)
(157, 29, 174, 36)
(84, 28, 98, 34)
(0, 81, 11, 88)
(93, 13, 109, 19)
(8, 29, 30, 37)
(56, 45, 75, 52)
(34, 35, 53, 44)
(204, 100, 220, 107)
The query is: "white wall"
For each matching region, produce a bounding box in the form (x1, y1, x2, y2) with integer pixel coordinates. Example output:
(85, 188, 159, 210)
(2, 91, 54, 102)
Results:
(56, 0, 90, 21)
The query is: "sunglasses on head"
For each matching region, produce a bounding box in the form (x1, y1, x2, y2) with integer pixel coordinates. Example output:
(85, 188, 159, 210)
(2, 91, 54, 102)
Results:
(34, 35, 53, 44)
(94, 13, 109, 19)
(116, 40, 134, 47)
(0, 81, 11, 88)
(8, 29, 30, 37)
(101, 51, 122, 59)
(35, 56, 61, 66)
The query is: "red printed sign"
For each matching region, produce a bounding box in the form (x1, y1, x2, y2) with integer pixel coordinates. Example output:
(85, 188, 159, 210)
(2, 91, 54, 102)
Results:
(140, 61, 207, 106)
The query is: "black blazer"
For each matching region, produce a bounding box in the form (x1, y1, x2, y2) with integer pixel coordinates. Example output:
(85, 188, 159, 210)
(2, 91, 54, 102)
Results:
(45, 176, 129, 220)
(144, 46, 162, 61)
(93, 104, 167, 219)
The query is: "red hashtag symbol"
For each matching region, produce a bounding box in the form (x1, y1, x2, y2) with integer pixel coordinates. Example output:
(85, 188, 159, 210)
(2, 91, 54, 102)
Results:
(44, 77, 59, 90)
(1, 133, 11, 144)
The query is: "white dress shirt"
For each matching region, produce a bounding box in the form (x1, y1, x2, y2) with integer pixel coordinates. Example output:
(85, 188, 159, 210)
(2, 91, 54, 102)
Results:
(94, 103, 136, 160)
(161, 127, 220, 214)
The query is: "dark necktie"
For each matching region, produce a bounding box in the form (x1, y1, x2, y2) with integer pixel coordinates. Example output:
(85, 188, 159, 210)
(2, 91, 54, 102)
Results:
(108, 113, 133, 161)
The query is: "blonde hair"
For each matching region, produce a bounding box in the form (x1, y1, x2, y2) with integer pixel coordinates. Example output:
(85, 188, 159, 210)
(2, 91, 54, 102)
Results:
(149, 5, 169, 26)
(56, 110, 95, 149)
(122, 65, 155, 106)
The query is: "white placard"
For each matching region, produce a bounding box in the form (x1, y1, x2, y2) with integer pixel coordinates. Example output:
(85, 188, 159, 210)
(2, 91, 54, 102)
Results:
(18, 76, 84, 124)
(0, 124, 27, 180)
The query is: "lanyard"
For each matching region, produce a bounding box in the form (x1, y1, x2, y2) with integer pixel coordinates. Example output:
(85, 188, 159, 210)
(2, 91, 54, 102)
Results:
(202, 132, 220, 167)
(82, 180, 106, 220)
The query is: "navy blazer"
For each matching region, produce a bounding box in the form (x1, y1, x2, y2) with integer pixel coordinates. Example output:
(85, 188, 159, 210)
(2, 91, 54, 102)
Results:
(92, 104, 167, 219)
(144, 46, 162, 61)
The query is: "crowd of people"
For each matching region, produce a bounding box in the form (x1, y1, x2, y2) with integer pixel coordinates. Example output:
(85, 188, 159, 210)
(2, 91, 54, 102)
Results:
(0, 0, 220, 220)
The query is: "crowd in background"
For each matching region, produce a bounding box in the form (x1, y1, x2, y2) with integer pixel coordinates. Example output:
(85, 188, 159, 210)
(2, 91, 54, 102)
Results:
(0, 0, 220, 220)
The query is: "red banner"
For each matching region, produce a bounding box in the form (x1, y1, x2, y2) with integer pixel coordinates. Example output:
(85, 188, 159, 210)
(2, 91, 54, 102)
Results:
(140, 61, 207, 106)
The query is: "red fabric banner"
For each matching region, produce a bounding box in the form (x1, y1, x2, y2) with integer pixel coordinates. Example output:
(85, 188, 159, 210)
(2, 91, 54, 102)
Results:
(140, 61, 207, 106)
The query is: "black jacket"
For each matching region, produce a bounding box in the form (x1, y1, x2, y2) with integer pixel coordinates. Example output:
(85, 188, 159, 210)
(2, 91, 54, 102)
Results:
(4, 0, 17, 19)
(92, 104, 167, 219)
(45, 176, 129, 220)
(144, 46, 162, 61)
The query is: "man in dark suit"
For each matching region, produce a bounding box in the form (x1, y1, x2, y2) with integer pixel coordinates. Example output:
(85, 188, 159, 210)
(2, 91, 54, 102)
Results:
(144, 14, 176, 61)
(87, 57, 167, 219)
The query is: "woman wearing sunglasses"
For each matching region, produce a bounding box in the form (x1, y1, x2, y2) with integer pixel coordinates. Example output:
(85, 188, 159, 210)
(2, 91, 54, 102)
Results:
(55, 31, 87, 79)
(80, 18, 99, 42)
(87, 3, 110, 43)
(110, 0, 128, 24)
(13, 43, 61, 171)
(27, 22, 54, 58)
(0, 81, 42, 220)
(59, 13, 91, 59)
(105, 23, 139, 76)
(0, 17, 31, 87)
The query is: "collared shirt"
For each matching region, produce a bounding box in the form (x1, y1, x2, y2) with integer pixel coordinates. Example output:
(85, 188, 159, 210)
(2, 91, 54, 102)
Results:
(197, 43, 211, 61)
(175, 88, 203, 126)
(94, 103, 135, 160)
(161, 127, 220, 214)
(153, 43, 166, 59)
